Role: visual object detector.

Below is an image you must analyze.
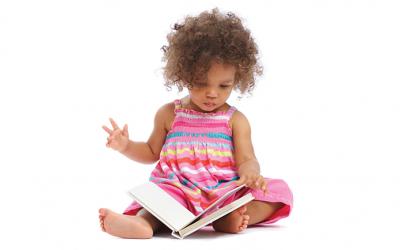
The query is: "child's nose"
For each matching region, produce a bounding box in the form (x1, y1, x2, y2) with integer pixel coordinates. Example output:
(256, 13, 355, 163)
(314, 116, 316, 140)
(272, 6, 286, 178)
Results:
(206, 88, 218, 98)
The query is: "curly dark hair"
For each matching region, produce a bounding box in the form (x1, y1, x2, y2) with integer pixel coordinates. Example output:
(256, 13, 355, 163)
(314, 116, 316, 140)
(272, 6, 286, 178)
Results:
(161, 8, 263, 95)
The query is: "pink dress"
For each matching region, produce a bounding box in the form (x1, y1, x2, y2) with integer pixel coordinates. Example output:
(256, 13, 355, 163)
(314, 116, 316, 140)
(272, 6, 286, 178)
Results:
(123, 99, 293, 225)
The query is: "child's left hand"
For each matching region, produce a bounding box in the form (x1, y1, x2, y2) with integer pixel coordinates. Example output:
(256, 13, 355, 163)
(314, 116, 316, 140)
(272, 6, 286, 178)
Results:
(235, 166, 268, 195)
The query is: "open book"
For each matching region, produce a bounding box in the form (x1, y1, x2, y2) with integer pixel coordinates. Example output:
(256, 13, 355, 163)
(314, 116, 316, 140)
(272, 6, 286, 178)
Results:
(127, 182, 254, 239)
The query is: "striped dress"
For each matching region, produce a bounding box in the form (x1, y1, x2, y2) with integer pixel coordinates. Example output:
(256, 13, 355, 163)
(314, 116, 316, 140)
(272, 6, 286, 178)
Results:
(124, 99, 293, 223)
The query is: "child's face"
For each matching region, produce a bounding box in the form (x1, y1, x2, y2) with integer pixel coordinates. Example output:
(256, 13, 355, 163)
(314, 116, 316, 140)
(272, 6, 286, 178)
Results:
(188, 60, 236, 112)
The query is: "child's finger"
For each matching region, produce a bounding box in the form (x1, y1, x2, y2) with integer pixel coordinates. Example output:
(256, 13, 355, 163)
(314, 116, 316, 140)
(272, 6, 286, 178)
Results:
(109, 117, 120, 130)
(250, 176, 261, 189)
(260, 179, 266, 190)
(251, 180, 260, 189)
(253, 177, 265, 190)
(255, 176, 263, 186)
(257, 178, 265, 188)
(123, 124, 129, 136)
(102, 125, 113, 135)
(263, 187, 268, 196)
(262, 180, 268, 195)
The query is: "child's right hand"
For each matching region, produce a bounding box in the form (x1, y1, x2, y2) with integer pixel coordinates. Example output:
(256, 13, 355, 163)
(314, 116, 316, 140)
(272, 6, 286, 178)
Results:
(102, 118, 129, 153)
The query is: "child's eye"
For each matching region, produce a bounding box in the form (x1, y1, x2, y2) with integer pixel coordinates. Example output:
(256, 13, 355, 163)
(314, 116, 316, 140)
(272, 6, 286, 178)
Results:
(220, 85, 231, 88)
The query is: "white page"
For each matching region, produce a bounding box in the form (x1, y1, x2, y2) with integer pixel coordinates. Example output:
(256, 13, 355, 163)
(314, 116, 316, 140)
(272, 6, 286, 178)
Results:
(127, 182, 196, 231)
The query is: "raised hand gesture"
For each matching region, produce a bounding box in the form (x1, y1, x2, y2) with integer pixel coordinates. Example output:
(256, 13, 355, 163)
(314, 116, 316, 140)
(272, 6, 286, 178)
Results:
(102, 118, 129, 152)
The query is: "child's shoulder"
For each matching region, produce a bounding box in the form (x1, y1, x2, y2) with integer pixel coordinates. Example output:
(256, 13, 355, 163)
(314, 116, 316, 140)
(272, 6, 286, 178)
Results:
(155, 101, 176, 132)
(157, 101, 176, 114)
(229, 109, 250, 131)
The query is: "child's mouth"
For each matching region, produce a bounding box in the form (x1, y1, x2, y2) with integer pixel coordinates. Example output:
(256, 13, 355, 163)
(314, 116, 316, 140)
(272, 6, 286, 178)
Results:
(204, 102, 216, 108)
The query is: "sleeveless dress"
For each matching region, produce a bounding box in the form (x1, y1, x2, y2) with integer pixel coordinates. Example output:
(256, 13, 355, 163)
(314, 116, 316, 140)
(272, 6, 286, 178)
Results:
(123, 99, 293, 225)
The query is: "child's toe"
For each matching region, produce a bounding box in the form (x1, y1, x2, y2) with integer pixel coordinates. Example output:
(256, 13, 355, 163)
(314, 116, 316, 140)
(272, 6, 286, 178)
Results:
(239, 224, 247, 231)
(99, 208, 108, 217)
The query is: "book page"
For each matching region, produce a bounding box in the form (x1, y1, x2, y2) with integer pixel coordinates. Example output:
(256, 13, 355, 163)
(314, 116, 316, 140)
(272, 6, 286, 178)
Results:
(128, 182, 196, 231)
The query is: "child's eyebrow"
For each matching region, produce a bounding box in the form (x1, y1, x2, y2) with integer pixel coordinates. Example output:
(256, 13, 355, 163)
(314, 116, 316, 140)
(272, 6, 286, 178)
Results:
(195, 79, 234, 85)
(220, 79, 234, 84)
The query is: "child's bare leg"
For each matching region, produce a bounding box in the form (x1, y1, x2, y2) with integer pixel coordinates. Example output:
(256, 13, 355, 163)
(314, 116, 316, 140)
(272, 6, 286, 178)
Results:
(212, 201, 284, 233)
(99, 208, 167, 239)
(244, 200, 284, 225)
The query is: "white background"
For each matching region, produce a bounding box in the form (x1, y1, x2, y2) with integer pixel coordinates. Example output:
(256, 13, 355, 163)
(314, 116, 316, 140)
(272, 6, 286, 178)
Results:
(1, 0, 399, 249)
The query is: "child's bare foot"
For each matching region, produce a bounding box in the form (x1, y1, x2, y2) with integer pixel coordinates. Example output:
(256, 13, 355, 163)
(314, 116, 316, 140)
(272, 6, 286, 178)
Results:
(212, 205, 250, 234)
(98, 208, 153, 239)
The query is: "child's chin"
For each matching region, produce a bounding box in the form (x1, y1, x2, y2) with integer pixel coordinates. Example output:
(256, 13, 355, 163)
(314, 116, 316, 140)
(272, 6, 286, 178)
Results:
(202, 104, 218, 111)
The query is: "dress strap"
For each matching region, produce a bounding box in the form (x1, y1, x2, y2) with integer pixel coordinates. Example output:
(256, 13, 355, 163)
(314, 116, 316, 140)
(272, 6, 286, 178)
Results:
(174, 99, 182, 113)
(225, 105, 237, 119)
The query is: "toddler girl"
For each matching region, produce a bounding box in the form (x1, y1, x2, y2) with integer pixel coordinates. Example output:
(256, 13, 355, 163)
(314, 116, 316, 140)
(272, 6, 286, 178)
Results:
(99, 8, 293, 239)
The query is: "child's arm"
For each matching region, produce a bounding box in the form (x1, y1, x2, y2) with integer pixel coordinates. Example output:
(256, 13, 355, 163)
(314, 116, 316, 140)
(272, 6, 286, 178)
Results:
(121, 103, 173, 164)
(119, 141, 159, 164)
(232, 111, 268, 194)
(103, 103, 174, 164)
